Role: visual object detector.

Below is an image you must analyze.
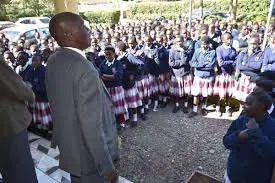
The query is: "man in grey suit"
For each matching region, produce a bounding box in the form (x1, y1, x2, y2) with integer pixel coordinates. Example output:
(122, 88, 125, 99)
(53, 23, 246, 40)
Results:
(0, 56, 38, 183)
(46, 12, 119, 183)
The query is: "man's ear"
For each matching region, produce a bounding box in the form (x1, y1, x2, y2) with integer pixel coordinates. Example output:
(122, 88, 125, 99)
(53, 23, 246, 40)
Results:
(258, 102, 266, 112)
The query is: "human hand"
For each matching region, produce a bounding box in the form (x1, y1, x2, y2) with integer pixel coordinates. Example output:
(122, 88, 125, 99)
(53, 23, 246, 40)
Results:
(104, 170, 119, 183)
(237, 129, 249, 141)
(247, 128, 263, 139)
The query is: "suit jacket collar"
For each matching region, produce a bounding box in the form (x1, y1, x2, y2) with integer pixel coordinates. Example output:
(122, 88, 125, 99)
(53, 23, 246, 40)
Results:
(64, 47, 87, 59)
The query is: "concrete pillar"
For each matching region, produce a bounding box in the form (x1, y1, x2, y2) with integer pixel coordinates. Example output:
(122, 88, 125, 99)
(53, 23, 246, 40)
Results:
(54, 0, 78, 13)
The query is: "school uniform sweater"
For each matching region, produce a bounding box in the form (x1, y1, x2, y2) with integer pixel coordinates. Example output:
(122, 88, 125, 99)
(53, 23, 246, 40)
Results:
(157, 46, 170, 74)
(118, 53, 142, 90)
(223, 114, 275, 183)
(99, 59, 123, 88)
(216, 45, 238, 75)
(262, 46, 275, 72)
(21, 65, 48, 102)
(236, 47, 264, 79)
(169, 46, 191, 77)
(190, 48, 216, 78)
(142, 44, 160, 76)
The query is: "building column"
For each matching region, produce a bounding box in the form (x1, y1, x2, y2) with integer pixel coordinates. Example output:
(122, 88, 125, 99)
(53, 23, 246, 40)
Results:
(54, 0, 78, 13)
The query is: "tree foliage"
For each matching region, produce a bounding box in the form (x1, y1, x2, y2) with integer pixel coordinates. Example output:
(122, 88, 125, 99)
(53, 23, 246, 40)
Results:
(1, 0, 54, 21)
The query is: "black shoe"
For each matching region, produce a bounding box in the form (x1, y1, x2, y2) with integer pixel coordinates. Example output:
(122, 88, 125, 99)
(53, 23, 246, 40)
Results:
(125, 119, 130, 125)
(140, 113, 147, 121)
(131, 121, 138, 128)
(182, 107, 188, 114)
(172, 106, 180, 113)
(201, 108, 208, 116)
(188, 111, 198, 118)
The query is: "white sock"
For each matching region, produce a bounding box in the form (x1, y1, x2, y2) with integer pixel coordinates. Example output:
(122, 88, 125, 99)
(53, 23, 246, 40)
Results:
(133, 113, 138, 122)
(216, 105, 220, 112)
(193, 105, 198, 113)
(148, 99, 152, 105)
(154, 100, 158, 109)
(145, 104, 149, 109)
(163, 97, 167, 102)
(226, 106, 230, 113)
(176, 102, 180, 107)
(125, 113, 129, 120)
(184, 102, 188, 108)
(141, 108, 145, 114)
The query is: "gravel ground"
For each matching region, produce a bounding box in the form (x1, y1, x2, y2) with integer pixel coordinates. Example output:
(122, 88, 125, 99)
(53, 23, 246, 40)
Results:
(117, 104, 231, 183)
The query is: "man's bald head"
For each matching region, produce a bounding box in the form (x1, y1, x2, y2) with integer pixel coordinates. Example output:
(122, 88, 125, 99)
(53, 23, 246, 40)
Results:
(49, 12, 91, 50)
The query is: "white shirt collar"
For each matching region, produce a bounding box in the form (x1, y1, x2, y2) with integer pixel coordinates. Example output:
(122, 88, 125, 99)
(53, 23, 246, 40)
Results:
(268, 103, 274, 114)
(106, 59, 115, 67)
(65, 47, 87, 59)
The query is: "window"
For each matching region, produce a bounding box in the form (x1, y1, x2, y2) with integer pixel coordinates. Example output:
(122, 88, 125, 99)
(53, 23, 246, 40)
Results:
(40, 18, 50, 24)
(20, 19, 31, 24)
(24, 30, 36, 39)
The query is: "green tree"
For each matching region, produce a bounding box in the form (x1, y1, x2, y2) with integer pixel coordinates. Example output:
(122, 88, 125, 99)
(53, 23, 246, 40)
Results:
(5, 0, 54, 21)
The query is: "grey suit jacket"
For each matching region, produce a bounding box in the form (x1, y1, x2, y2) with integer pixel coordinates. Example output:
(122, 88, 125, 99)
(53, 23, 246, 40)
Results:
(46, 48, 118, 177)
(0, 61, 34, 140)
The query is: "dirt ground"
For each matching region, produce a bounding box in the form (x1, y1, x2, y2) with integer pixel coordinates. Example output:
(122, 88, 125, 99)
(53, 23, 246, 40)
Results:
(118, 104, 231, 183)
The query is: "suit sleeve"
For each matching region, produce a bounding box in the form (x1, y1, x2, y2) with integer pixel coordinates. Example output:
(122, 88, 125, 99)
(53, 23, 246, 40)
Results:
(0, 62, 34, 103)
(76, 70, 115, 174)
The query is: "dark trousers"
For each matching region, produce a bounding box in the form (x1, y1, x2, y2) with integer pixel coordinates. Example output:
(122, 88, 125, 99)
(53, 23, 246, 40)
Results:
(0, 130, 38, 183)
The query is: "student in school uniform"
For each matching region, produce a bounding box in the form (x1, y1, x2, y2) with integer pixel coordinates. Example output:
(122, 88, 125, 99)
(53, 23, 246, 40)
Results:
(189, 36, 217, 118)
(116, 41, 144, 127)
(234, 34, 264, 103)
(22, 54, 53, 131)
(128, 36, 151, 114)
(213, 33, 238, 116)
(261, 31, 275, 72)
(142, 35, 160, 112)
(169, 35, 193, 113)
(99, 45, 128, 130)
(232, 24, 249, 53)
(156, 35, 170, 108)
(253, 79, 275, 118)
(223, 91, 275, 183)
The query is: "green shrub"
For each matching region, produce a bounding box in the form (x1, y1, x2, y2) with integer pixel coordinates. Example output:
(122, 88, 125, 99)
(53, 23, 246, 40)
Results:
(83, 9, 120, 25)
(126, 0, 269, 22)
(126, 1, 188, 20)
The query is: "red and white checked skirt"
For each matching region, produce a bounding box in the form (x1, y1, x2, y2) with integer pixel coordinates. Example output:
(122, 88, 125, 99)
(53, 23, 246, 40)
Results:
(29, 100, 53, 130)
(158, 73, 170, 94)
(108, 86, 128, 115)
(232, 73, 256, 102)
(148, 74, 159, 95)
(170, 75, 193, 97)
(213, 73, 236, 98)
(124, 86, 143, 109)
(191, 76, 215, 97)
(136, 75, 150, 99)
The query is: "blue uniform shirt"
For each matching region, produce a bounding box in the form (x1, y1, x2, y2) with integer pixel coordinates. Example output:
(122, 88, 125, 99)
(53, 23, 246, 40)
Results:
(262, 46, 275, 72)
(22, 64, 48, 102)
(158, 46, 170, 74)
(169, 46, 191, 77)
(190, 48, 216, 78)
(142, 44, 160, 76)
(223, 114, 275, 183)
(236, 47, 264, 79)
(99, 59, 123, 88)
(216, 45, 237, 75)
